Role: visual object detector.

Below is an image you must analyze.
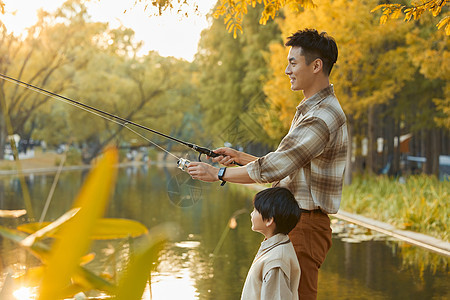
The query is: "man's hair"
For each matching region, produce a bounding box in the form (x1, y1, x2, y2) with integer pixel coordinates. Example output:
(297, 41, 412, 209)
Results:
(285, 28, 338, 76)
(253, 187, 301, 235)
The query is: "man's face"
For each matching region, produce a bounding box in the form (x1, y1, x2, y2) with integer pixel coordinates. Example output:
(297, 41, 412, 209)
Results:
(285, 46, 314, 91)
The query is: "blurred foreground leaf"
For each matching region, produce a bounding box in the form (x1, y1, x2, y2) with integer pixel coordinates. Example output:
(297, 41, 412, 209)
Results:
(38, 147, 118, 299)
(0, 146, 176, 299)
(19, 208, 80, 247)
(0, 209, 27, 218)
(0, 226, 115, 295)
(18, 218, 148, 240)
(116, 223, 178, 300)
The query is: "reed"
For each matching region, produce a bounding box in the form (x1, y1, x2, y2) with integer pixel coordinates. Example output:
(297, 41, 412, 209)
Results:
(341, 175, 449, 242)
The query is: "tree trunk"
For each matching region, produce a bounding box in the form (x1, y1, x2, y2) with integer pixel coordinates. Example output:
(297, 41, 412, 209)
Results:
(424, 128, 440, 176)
(432, 129, 440, 176)
(385, 113, 395, 175)
(367, 106, 376, 174)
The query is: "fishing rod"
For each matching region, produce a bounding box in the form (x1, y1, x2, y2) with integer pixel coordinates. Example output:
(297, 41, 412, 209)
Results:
(0, 73, 238, 171)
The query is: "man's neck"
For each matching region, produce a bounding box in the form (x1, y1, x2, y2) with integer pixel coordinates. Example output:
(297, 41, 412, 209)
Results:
(303, 78, 330, 99)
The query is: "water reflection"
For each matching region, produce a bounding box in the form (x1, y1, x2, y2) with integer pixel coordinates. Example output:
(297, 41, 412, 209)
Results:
(0, 165, 448, 299)
(151, 241, 202, 300)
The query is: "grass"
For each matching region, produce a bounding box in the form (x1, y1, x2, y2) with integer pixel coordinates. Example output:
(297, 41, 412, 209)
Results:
(341, 174, 449, 242)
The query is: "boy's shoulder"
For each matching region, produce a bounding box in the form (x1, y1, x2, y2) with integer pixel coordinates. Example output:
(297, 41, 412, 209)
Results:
(260, 237, 299, 275)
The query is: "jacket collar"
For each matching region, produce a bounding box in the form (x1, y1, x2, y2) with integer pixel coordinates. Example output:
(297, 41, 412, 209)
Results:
(257, 233, 290, 256)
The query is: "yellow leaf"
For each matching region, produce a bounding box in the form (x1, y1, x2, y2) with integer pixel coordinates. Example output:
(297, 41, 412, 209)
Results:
(19, 218, 149, 240)
(80, 253, 96, 265)
(19, 208, 81, 247)
(391, 8, 403, 19)
(431, 5, 442, 17)
(371, 4, 387, 13)
(437, 16, 450, 30)
(115, 224, 177, 299)
(38, 147, 118, 300)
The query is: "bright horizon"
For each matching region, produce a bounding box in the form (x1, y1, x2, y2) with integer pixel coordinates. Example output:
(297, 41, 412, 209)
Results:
(0, 0, 216, 62)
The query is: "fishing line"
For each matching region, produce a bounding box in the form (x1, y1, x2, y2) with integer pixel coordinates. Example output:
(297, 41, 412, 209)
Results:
(56, 94, 180, 161)
(0, 73, 226, 165)
(1, 74, 181, 160)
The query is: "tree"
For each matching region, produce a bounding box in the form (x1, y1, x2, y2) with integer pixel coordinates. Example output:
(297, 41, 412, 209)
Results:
(114, 0, 450, 36)
(372, 0, 449, 35)
(0, 0, 104, 159)
(404, 12, 450, 129)
(104, 0, 316, 38)
(61, 42, 195, 163)
(194, 2, 281, 153)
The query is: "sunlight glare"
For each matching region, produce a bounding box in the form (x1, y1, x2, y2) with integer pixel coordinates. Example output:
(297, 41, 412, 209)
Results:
(151, 270, 198, 300)
(12, 287, 36, 300)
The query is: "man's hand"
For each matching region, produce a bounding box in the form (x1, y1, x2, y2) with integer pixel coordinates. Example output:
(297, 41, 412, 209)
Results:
(210, 147, 259, 166)
(209, 147, 239, 166)
(187, 161, 219, 182)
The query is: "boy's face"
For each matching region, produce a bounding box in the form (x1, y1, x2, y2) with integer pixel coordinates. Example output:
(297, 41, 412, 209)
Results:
(250, 208, 266, 234)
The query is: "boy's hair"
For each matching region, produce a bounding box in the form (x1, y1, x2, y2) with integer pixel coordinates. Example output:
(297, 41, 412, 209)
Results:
(285, 28, 338, 76)
(253, 187, 301, 235)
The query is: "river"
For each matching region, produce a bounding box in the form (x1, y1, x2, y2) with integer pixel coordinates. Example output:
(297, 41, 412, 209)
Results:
(0, 164, 448, 299)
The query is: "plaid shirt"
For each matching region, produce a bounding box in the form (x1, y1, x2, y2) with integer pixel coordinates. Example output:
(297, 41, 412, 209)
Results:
(246, 85, 348, 214)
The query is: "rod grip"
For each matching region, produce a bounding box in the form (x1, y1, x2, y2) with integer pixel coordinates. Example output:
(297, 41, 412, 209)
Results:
(192, 145, 242, 166)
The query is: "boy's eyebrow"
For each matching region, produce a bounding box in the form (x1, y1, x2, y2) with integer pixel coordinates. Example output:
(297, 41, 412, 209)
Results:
(288, 57, 296, 63)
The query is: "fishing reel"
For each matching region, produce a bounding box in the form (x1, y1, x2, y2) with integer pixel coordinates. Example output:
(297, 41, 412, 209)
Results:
(177, 158, 191, 172)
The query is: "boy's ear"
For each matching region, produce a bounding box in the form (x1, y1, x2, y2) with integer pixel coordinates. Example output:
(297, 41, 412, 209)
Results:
(265, 217, 274, 227)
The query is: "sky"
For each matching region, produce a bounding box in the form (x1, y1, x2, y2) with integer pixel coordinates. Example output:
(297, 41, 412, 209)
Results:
(0, 0, 216, 62)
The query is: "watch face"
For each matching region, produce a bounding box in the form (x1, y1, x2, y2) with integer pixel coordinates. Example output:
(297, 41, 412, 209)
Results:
(218, 167, 226, 178)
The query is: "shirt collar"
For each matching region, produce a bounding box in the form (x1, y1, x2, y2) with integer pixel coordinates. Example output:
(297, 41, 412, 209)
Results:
(296, 84, 334, 115)
(258, 233, 290, 253)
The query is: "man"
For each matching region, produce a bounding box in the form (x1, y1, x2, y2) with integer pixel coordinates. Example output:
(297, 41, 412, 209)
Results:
(187, 28, 348, 299)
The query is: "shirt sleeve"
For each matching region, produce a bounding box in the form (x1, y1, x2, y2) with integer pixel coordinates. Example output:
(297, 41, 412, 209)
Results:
(246, 116, 330, 184)
(261, 267, 293, 300)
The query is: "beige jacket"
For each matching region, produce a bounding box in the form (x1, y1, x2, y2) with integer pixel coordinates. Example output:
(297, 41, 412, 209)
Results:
(241, 234, 300, 300)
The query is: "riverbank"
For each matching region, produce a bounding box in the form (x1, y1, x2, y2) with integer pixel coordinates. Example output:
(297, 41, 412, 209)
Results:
(2, 151, 449, 257)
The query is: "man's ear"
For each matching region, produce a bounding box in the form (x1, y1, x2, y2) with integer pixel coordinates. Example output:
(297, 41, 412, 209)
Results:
(313, 58, 323, 74)
(266, 217, 274, 227)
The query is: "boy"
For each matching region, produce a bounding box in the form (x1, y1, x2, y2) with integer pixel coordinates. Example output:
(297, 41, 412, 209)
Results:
(241, 187, 301, 300)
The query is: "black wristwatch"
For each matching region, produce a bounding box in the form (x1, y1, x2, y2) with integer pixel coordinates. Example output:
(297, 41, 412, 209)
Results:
(218, 167, 227, 186)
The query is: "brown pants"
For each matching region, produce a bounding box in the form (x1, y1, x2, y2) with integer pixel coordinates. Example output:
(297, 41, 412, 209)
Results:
(288, 210, 332, 300)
